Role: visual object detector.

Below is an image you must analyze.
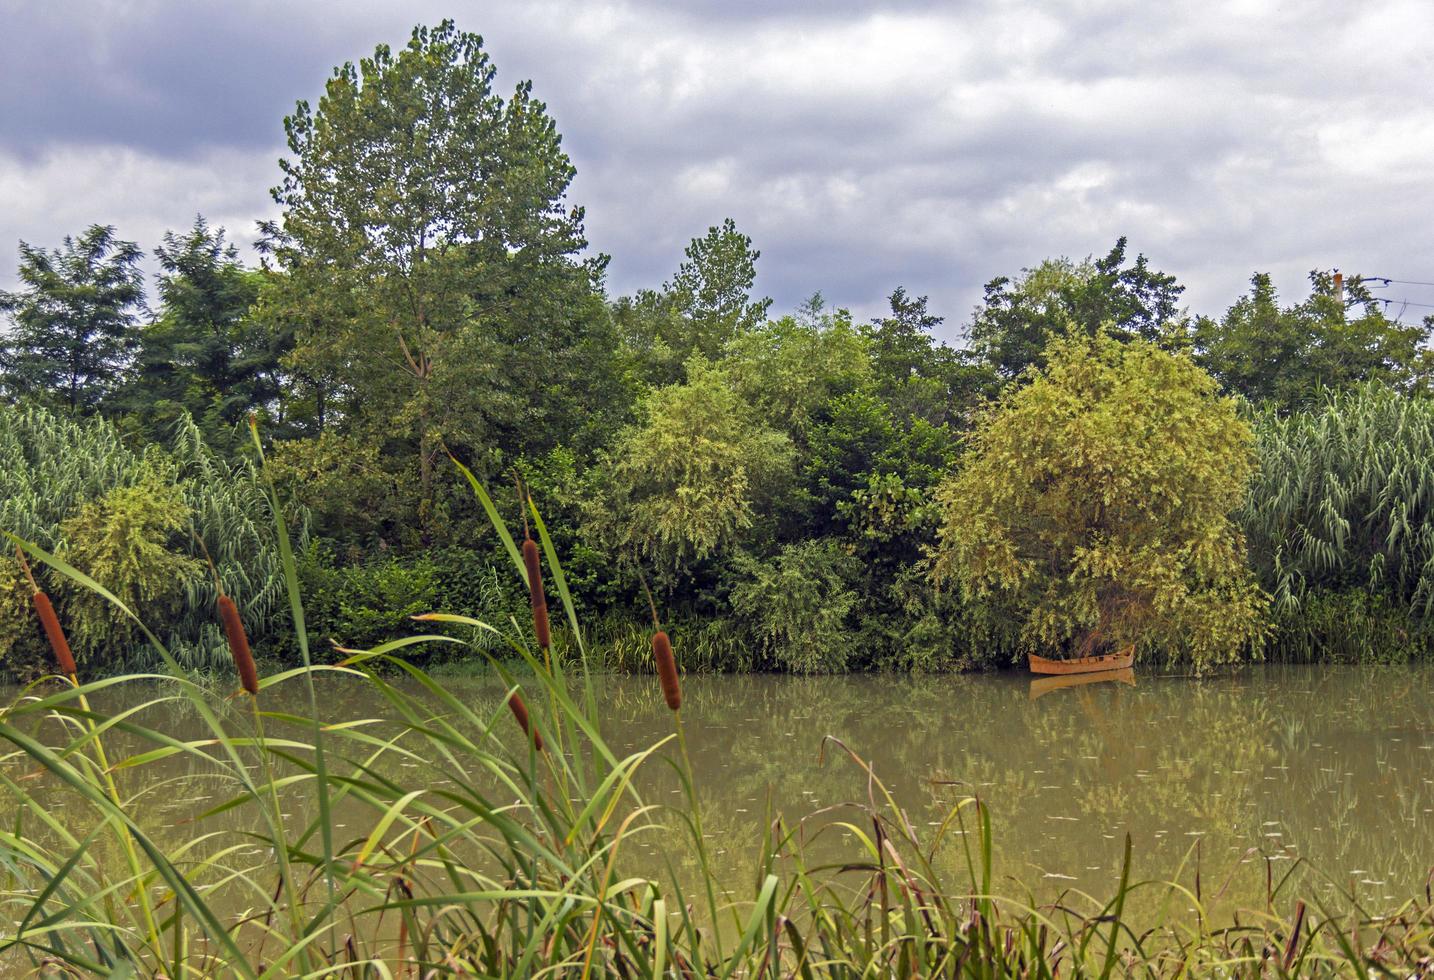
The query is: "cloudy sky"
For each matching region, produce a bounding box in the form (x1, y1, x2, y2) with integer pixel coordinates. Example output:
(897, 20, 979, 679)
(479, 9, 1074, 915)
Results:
(3, 0, 1434, 340)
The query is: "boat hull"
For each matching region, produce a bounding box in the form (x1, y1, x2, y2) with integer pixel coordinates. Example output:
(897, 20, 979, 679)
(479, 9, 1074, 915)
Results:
(1027, 646, 1135, 675)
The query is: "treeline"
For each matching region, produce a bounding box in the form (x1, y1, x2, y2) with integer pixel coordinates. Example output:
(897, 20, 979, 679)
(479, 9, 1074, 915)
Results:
(3, 20, 1434, 678)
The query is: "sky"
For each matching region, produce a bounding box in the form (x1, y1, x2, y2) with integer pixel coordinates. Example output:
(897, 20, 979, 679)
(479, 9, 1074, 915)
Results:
(3, 0, 1434, 341)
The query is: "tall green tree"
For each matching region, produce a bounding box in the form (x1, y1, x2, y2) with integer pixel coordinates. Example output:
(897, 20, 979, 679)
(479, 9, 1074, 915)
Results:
(260, 20, 606, 533)
(117, 217, 280, 447)
(1193, 271, 1431, 411)
(863, 287, 989, 426)
(967, 238, 1185, 380)
(0, 225, 144, 412)
(666, 218, 771, 352)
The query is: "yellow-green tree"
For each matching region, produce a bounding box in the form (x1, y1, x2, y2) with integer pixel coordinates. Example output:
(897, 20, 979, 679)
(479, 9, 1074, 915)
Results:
(933, 333, 1267, 666)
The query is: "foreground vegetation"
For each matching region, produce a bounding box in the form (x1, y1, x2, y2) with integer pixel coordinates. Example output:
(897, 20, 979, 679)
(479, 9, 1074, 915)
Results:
(3, 459, 1431, 977)
(4, 21, 1434, 678)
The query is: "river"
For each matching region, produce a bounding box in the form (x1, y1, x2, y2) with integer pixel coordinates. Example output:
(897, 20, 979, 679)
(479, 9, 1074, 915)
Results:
(3, 662, 1431, 929)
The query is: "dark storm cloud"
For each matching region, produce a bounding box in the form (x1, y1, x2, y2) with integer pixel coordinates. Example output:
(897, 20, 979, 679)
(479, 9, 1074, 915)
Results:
(3, 0, 1434, 338)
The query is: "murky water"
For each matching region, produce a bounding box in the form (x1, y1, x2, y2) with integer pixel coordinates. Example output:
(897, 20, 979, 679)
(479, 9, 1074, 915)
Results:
(3, 663, 1432, 925)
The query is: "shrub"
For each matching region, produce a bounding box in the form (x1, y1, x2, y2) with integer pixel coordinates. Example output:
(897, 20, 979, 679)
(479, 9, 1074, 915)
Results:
(57, 461, 203, 660)
(728, 539, 857, 672)
(0, 404, 289, 677)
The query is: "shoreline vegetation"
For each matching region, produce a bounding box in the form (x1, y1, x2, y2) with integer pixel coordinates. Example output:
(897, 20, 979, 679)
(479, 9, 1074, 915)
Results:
(4, 21, 1434, 682)
(3, 455, 1432, 976)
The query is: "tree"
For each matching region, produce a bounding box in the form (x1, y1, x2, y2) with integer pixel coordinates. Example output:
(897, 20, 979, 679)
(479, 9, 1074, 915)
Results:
(1193, 271, 1431, 411)
(260, 20, 603, 534)
(718, 312, 871, 437)
(967, 238, 1185, 380)
(934, 333, 1267, 667)
(863, 287, 990, 426)
(0, 225, 144, 412)
(665, 218, 771, 352)
(586, 361, 792, 580)
(116, 217, 281, 447)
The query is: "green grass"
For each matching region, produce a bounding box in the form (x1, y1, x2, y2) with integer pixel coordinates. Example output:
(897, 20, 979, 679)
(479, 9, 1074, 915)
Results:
(1, 447, 1431, 977)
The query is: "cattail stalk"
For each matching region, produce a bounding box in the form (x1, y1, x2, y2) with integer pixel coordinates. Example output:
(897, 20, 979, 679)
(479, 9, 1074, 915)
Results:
(507, 691, 544, 751)
(522, 537, 551, 650)
(218, 594, 260, 696)
(16, 546, 76, 678)
(15, 546, 162, 954)
(652, 630, 681, 711)
(33, 591, 78, 678)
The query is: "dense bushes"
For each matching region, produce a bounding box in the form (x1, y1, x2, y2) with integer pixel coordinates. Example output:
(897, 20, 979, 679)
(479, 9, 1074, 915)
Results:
(0, 406, 289, 676)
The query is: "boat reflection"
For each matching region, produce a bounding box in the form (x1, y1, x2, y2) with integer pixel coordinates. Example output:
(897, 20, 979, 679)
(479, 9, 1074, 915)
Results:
(1029, 666, 1136, 700)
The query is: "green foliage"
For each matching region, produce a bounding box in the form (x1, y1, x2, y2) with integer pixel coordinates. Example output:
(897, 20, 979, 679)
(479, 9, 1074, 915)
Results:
(1194, 272, 1432, 411)
(967, 237, 1185, 380)
(729, 539, 858, 672)
(718, 312, 871, 437)
(298, 545, 514, 655)
(57, 462, 203, 657)
(864, 287, 992, 426)
(114, 217, 281, 449)
(0, 404, 289, 676)
(588, 361, 793, 578)
(261, 19, 613, 531)
(935, 333, 1267, 666)
(1243, 382, 1434, 624)
(1266, 588, 1432, 663)
(0, 224, 144, 412)
(665, 217, 771, 347)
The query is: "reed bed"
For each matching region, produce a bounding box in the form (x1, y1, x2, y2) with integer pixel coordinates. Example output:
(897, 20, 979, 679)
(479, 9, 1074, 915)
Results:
(2, 438, 1432, 976)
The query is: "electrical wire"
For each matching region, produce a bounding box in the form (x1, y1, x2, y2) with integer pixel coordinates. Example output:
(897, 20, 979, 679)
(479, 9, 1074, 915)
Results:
(1365, 277, 1434, 288)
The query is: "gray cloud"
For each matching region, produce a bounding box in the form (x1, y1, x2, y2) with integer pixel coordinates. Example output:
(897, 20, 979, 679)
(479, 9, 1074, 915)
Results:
(3, 0, 1434, 340)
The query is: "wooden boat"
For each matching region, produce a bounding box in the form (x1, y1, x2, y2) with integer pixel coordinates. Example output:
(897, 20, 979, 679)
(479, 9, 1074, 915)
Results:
(1029, 666, 1135, 700)
(1027, 644, 1134, 675)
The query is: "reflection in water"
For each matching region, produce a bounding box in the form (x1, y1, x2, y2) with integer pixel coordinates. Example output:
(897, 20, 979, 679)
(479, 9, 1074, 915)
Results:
(1029, 666, 1135, 699)
(2, 664, 1431, 926)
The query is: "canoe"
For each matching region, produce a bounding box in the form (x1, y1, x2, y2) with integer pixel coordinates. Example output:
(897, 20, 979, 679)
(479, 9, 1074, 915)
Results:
(1029, 666, 1135, 700)
(1027, 645, 1134, 675)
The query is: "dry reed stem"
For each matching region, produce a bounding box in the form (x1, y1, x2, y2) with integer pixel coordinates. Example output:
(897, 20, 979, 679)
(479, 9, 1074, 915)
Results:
(217, 594, 260, 695)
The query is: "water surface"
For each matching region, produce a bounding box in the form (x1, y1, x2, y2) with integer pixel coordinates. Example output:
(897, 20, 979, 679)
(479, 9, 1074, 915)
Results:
(4, 663, 1431, 923)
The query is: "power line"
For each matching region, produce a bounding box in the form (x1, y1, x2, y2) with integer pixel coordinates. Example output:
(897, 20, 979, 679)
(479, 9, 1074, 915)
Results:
(1365, 277, 1434, 288)
(1376, 297, 1434, 310)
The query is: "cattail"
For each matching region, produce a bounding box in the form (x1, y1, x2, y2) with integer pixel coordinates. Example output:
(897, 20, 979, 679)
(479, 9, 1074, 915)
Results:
(652, 630, 681, 711)
(522, 538, 551, 650)
(506, 691, 543, 751)
(217, 594, 259, 696)
(32, 591, 78, 678)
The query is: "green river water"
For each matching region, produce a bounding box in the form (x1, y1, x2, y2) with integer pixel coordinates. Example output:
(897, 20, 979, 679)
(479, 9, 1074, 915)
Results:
(3, 663, 1431, 931)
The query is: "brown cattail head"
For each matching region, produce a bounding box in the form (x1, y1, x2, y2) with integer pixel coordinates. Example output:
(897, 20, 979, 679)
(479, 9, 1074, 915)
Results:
(32, 591, 78, 678)
(522, 537, 551, 650)
(652, 630, 681, 712)
(507, 691, 544, 751)
(217, 594, 259, 696)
